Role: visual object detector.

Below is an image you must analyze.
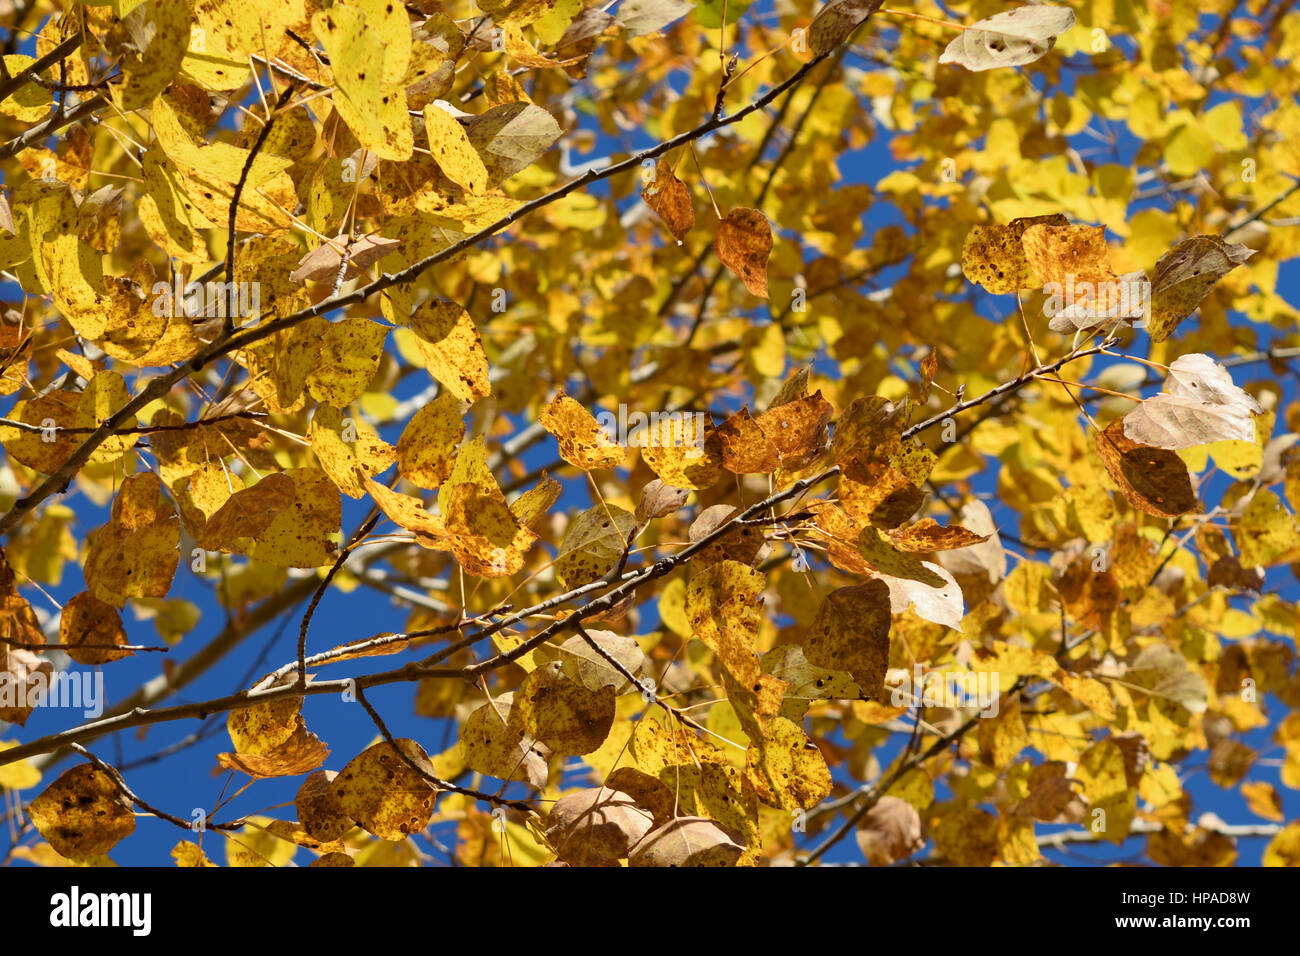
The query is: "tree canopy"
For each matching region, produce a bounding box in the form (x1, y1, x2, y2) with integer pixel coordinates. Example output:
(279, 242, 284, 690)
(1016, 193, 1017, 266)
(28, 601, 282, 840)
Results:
(1, 0, 1300, 868)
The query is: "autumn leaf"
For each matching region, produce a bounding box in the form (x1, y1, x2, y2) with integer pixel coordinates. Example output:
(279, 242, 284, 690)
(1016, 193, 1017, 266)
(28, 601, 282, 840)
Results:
(409, 299, 491, 403)
(332, 739, 438, 840)
(715, 207, 773, 298)
(1145, 236, 1255, 343)
(809, 0, 884, 55)
(28, 764, 135, 861)
(546, 787, 654, 866)
(1096, 419, 1199, 517)
(641, 158, 695, 244)
(804, 582, 892, 697)
(541, 392, 626, 471)
(939, 6, 1077, 72)
(83, 472, 180, 608)
(1123, 353, 1262, 449)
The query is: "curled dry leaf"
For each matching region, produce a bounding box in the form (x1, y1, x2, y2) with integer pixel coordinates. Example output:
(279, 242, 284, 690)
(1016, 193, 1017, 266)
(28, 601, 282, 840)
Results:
(890, 516, 988, 554)
(688, 505, 766, 568)
(1145, 236, 1255, 342)
(808, 0, 884, 55)
(1123, 353, 1262, 450)
(1046, 269, 1149, 333)
(288, 234, 402, 283)
(546, 787, 654, 865)
(939, 5, 1077, 72)
(635, 478, 690, 523)
(627, 816, 745, 867)
(0, 647, 53, 726)
(856, 795, 924, 866)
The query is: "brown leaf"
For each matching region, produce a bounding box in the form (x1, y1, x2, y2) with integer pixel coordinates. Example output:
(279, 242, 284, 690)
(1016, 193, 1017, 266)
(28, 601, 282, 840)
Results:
(641, 157, 694, 243)
(714, 207, 772, 298)
(808, 0, 884, 56)
(856, 796, 923, 866)
(627, 816, 744, 867)
(804, 581, 892, 697)
(1145, 235, 1254, 342)
(546, 787, 654, 865)
(1095, 419, 1198, 517)
(289, 233, 401, 283)
(0, 647, 52, 726)
(635, 478, 690, 523)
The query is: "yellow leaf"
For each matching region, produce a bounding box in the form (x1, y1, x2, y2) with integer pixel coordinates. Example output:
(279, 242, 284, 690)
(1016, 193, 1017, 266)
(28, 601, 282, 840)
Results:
(28, 764, 135, 861)
(540, 392, 626, 471)
(306, 317, 389, 407)
(84, 472, 180, 608)
(332, 739, 438, 840)
(409, 299, 491, 403)
(109, 0, 191, 111)
(242, 468, 343, 568)
(745, 716, 832, 811)
(555, 504, 636, 589)
(312, 1, 414, 160)
(423, 104, 490, 194)
(309, 405, 396, 499)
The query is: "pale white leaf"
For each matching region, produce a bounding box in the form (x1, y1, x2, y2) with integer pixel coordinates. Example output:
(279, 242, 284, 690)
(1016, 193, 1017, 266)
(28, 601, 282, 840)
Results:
(879, 560, 964, 630)
(939, 5, 1076, 72)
